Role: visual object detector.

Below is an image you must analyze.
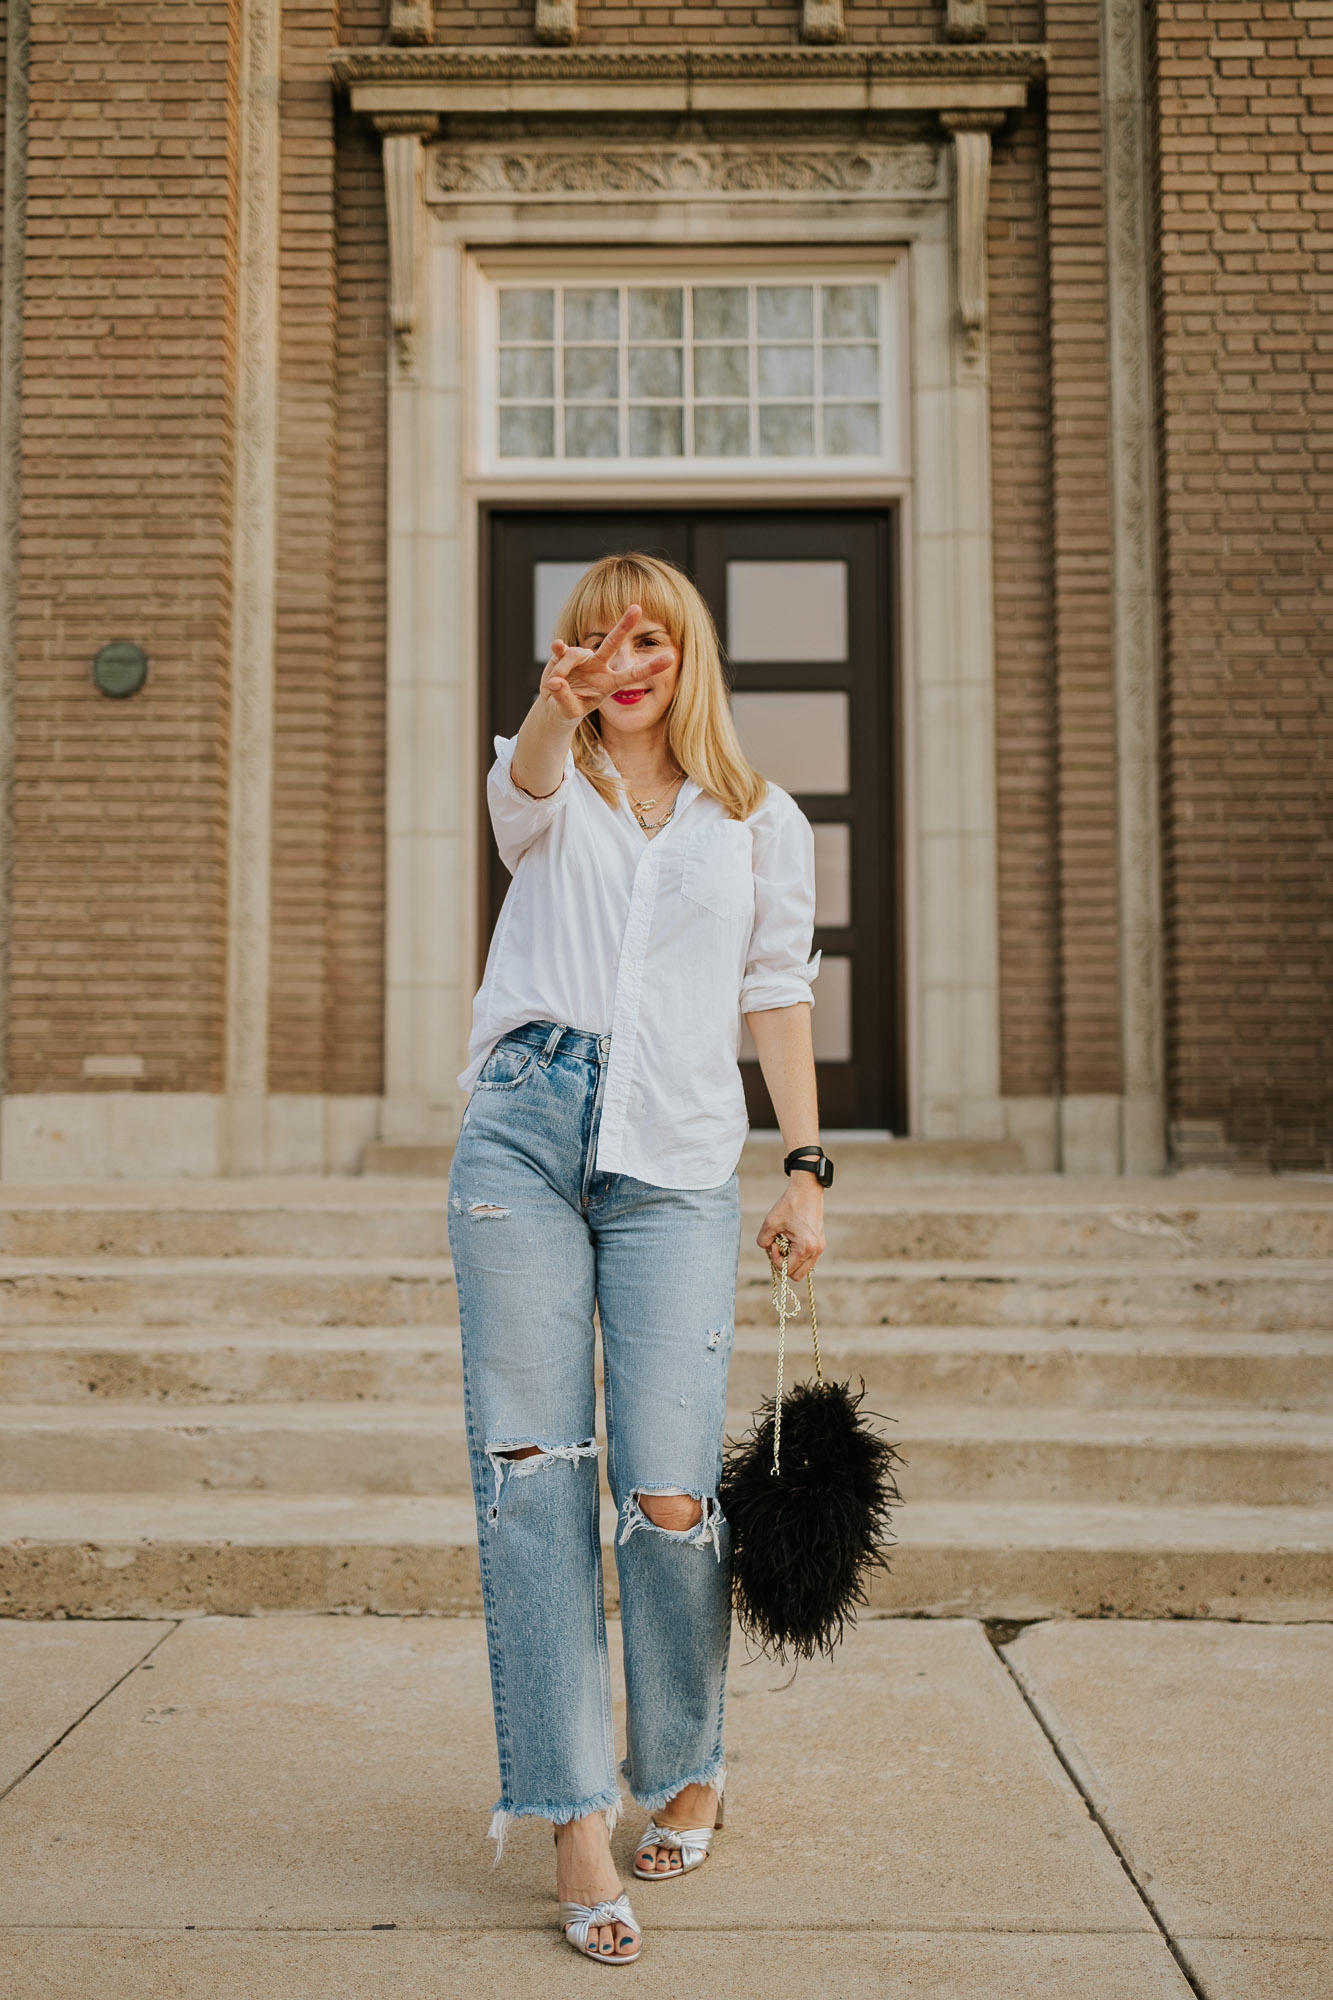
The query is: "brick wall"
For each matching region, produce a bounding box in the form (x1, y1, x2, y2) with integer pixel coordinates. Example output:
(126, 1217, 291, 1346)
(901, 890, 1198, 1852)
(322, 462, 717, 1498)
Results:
(427, 1, 1044, 48)
(990, 113, 1061, 1100)
(1152, 1, 1333, 1167)
(327, 98, 388, 1097)
(7, 1, 236, 1095)
(0, 2, 8, 318)
(1045, 0, 1122, 1100)
(269, 3, 340, 1092)
(267, 2, 387, 1097)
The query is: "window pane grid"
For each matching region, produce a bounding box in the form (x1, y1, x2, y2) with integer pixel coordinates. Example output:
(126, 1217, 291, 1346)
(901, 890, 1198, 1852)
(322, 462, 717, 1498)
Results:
(495, 279, 885, 463)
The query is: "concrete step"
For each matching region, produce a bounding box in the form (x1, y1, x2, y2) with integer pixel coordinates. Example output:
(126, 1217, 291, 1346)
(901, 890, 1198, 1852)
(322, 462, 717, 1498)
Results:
(1, 1254, 1330, 1330)
(0, 1258, 461, 1328)
(3, 1491, 1329, 1621)
(3, 1188, 1330, 1261)
(730, 1326, 1333, 1413)
(4, 1323, 1332, 1411)
(734, 1259, 1333, 1332)
(4, 1398, 1330, 1504)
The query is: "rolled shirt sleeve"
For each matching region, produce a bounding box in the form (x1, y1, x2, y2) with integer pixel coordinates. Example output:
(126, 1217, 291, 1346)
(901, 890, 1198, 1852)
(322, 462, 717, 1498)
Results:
(739, 787, 821, 1015)
(487, 733, 575, 876)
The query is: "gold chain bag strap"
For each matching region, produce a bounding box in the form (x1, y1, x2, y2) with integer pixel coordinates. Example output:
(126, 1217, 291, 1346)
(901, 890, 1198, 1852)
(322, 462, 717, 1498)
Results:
(769, 1232, 821, 1474)
(719, 1231, 902, 1661)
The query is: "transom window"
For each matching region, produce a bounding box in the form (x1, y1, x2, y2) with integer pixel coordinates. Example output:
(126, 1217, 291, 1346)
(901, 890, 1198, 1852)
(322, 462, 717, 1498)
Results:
(483, 271, 902, 473)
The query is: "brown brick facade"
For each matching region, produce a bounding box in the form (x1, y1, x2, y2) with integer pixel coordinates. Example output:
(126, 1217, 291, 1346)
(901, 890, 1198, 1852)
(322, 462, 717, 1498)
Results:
(7, 2, 236, 1095)
(0, 2, 1326, 1167)
(269, 3, 387, 1097)
(269, 3, 340, 1092)
(429, 1, 1043, 45)
(1152, 1, 1333, 1167)
(1044, 0, 1123, 1101)
(326, 99, 388, 1098)
(990, 113, 1061, 1101)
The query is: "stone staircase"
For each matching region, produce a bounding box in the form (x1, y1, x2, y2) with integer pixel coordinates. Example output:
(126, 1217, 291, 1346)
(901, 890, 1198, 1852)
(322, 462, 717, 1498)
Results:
(1, 1163, 1331, 1621)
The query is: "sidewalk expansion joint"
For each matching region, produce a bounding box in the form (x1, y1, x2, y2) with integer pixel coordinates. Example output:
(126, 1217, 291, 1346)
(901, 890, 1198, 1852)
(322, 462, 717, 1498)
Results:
(0, 1620, 181, 1810)
(985, 1622, 1207, 2000)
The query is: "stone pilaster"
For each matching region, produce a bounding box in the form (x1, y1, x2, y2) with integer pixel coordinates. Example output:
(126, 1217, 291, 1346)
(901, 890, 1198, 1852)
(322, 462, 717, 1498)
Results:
(224, 0, 282, 1171)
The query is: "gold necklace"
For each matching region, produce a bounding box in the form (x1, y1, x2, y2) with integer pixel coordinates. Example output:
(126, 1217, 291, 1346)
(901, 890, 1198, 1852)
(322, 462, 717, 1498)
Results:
(626, 771, 683, 831)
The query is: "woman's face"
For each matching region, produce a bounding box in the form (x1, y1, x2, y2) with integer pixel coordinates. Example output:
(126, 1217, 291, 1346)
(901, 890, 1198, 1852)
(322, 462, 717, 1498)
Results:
(581, 608, 681, 736)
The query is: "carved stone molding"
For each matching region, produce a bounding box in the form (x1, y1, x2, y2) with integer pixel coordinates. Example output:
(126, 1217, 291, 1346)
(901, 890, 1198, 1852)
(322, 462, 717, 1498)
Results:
(375, 115, 439, 370)
(225, 0, 281, 1169)
(388, 1, 433, 43)
(0, 0, 30, 1093)
(945, 0, 988, 42)
(1102, 0, 1165, 1170)
(940, 110, 1003, 359)
(332, 42, 1045, 121)
(430, 141, 941, 203)
(333, 43, 1046, 86)
(535, 0, 578, 44)
(802, 0, 846, 43)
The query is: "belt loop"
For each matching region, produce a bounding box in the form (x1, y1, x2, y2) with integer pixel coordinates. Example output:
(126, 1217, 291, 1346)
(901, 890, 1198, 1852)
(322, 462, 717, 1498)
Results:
(538, 1023, 565, 1069)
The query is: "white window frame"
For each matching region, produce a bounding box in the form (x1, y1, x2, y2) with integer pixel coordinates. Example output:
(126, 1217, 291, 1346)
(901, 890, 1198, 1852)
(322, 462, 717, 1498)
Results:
(474, 250, 909, 482)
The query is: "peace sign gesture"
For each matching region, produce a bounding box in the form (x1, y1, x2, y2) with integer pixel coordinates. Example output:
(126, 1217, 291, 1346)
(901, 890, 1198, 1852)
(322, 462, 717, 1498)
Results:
(538, 603, 676, 724)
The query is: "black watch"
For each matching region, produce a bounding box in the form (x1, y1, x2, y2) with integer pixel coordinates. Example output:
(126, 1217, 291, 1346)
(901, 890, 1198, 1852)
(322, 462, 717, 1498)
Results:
(783, 1145, 833, 1189)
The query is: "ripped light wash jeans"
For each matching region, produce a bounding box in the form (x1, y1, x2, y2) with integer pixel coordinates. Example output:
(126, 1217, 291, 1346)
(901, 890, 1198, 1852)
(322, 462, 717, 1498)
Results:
(448, 1020, 740, 1854)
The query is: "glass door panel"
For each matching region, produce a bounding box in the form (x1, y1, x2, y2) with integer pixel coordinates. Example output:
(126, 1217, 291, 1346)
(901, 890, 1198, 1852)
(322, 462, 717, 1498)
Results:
(729, 691, 850, 795)
(726, 560, 848, 661)
(487, 508, 899, 1132)
(812, 823, 852, 928)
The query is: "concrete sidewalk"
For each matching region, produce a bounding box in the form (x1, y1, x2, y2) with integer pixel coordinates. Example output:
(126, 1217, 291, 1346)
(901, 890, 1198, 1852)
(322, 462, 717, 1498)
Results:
(0, 1614, 1328, 1999)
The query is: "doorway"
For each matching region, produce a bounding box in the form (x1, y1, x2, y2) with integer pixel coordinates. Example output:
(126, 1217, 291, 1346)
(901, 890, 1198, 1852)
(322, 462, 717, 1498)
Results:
(484, 508, 901, 1131)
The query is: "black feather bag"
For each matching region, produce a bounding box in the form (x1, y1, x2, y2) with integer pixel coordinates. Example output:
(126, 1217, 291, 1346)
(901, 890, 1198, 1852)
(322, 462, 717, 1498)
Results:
(720, 1240, 902, 1661)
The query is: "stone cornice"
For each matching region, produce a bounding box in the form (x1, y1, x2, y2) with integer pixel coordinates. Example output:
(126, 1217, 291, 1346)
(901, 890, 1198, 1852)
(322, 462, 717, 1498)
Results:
(331, 42, 1047, 117)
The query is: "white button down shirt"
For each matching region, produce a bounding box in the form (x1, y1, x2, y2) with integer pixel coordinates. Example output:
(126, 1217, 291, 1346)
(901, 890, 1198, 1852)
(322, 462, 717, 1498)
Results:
(460, 735, 820, 1189)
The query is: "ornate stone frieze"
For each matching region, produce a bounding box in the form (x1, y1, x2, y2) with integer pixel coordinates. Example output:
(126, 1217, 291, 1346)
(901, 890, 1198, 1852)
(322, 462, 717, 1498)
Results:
(429, 141, 941, 203)
(331, 42, 1048, 88)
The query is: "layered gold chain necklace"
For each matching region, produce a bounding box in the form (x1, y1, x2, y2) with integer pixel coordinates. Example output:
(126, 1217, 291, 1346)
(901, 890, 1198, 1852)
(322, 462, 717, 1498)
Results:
(626, 771, 684, 833)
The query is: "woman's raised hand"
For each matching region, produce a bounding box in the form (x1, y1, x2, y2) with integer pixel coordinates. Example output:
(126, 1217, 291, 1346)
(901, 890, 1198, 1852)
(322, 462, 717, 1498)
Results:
(539, 604, 674, 723)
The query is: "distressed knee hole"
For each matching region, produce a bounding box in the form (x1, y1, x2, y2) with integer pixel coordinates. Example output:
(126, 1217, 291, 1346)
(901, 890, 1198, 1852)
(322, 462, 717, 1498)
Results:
(452, 1195, 511, 1219)
(619, 1488, 723, 1558)
(639, 1491, 703, 1532)
(483, 1437, 600, 1522)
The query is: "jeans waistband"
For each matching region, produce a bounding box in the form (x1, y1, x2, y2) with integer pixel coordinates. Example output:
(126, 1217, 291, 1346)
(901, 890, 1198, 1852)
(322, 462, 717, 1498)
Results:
(502, 1020, 610, 1066)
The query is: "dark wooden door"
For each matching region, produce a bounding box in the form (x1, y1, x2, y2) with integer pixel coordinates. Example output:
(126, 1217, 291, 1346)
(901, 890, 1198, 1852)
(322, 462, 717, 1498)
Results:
(484, 508, 901, 1131)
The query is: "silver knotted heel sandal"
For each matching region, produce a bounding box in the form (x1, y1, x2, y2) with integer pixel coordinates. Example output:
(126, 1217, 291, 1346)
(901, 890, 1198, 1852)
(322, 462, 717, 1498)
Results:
(559, 1892, 642, 1965)
(632, 1788, 724, 1882)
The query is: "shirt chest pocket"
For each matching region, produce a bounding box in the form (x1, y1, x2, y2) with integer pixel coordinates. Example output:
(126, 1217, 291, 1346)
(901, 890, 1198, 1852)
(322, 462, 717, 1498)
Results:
(680, 820, 755, 923)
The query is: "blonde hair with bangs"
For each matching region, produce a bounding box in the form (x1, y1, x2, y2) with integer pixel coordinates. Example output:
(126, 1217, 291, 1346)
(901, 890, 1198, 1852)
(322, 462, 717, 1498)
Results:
(554, 553, 768, 822)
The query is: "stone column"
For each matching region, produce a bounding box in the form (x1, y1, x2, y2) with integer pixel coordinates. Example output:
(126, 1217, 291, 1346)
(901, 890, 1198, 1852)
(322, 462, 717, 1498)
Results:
(1102, 0, 1166, 1173)
(223, 0, 281, 1173)
(374, 116, 462, 1149)
(0, 0, 30, 1103)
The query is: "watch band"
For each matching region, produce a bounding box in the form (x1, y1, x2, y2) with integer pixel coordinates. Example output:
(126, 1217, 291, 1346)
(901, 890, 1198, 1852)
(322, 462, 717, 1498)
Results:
(783, 1145, 834, 1189)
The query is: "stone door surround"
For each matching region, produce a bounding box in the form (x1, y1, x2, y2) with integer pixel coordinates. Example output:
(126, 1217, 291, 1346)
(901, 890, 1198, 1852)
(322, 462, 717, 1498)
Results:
(331, 39, 1046, 1163)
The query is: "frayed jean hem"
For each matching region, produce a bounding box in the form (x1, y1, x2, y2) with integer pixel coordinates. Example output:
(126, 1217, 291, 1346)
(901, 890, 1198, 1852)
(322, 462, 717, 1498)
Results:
(620, 1749, 727, 1816)
(487, 1785, 624, 1864)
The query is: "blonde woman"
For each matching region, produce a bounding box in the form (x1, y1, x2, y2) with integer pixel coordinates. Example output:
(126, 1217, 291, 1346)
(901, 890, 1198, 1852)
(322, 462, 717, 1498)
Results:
(449, 553, 829, 1965)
